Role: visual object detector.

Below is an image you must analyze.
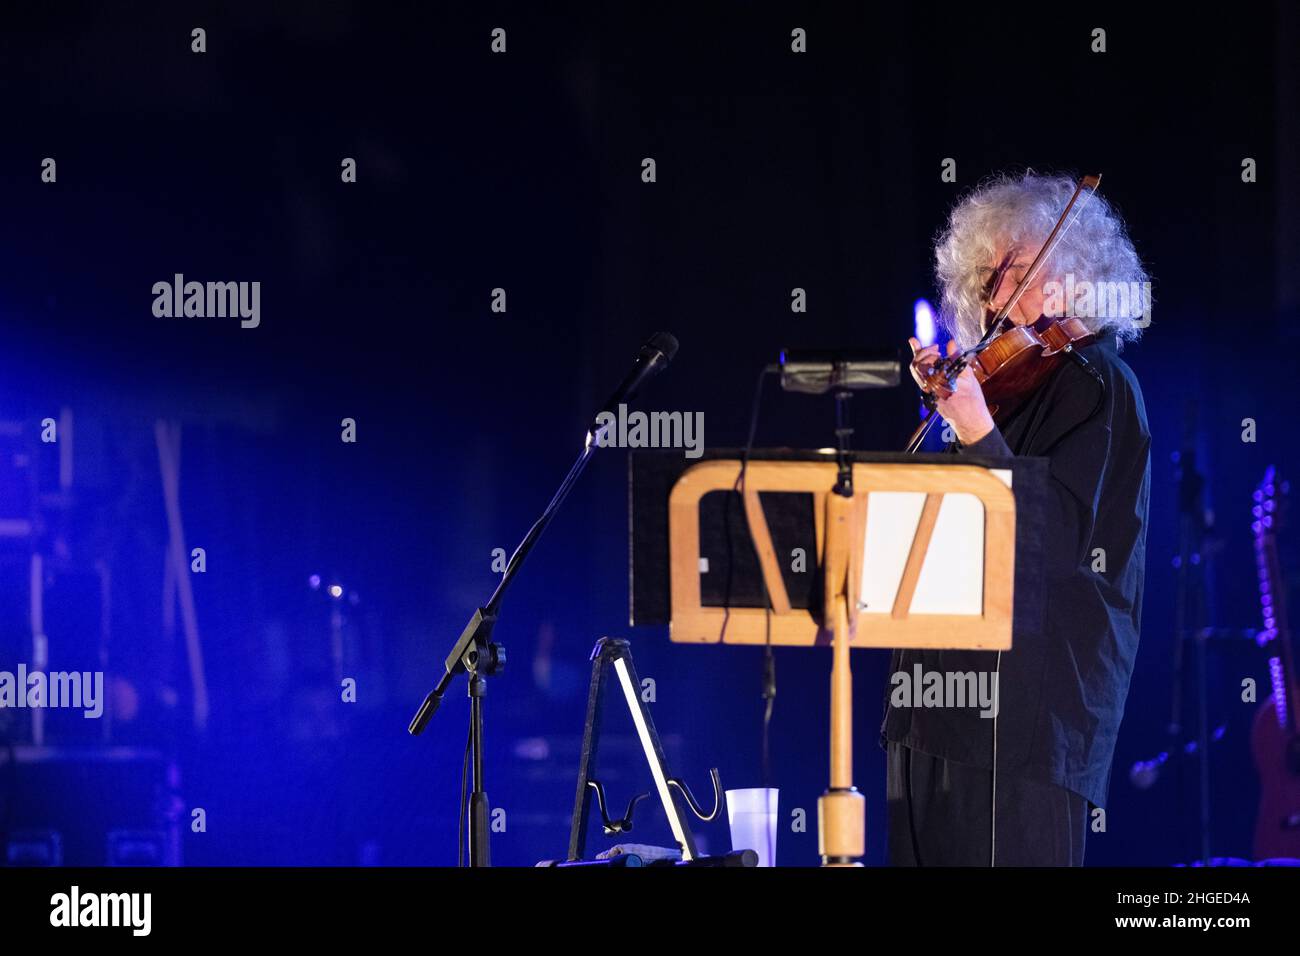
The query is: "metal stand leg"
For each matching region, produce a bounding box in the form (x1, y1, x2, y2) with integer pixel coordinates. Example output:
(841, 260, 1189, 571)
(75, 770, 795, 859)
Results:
(467, 671, 491, 867)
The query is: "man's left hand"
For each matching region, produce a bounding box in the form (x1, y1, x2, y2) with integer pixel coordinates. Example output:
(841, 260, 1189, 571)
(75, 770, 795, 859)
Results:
(932, 341, 995, 445)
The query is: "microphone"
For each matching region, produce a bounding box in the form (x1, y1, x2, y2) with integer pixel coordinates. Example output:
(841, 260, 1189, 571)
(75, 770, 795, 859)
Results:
(587, 332, 679, 444)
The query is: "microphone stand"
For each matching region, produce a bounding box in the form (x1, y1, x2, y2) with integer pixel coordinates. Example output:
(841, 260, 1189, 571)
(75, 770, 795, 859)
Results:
(407, 434, 600, 867)
(1169, 409, 1212, 864)
(407, 331, 677, 867)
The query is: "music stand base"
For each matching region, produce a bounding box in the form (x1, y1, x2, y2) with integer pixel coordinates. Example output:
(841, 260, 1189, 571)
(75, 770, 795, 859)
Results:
(818, 786, 865, 867)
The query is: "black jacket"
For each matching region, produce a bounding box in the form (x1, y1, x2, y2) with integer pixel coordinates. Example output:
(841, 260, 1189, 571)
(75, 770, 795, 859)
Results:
(881, 334, 1151, 807)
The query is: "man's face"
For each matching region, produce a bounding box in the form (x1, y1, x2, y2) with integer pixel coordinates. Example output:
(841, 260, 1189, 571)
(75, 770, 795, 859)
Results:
(978, 244, 1047, 330)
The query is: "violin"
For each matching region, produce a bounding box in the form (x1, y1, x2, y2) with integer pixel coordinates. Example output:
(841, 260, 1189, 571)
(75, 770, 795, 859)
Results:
(905, 175, 1101, 453)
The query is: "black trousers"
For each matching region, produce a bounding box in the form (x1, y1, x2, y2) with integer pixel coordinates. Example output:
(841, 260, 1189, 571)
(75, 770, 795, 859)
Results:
(886, 742, 1089, 866)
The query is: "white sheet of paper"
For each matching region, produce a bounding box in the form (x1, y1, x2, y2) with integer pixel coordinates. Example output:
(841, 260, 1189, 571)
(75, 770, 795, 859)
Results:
(857, 469, 1011, 616)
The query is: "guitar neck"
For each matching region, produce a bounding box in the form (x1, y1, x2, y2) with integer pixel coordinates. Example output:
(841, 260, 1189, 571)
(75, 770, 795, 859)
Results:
(1257, 477, 1298, 735)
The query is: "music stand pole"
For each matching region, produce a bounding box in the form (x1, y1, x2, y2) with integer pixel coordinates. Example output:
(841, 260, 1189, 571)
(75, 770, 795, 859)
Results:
(819, 397, 866, 866)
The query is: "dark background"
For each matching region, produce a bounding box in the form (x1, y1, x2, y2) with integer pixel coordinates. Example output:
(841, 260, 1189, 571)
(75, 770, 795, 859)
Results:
(0, 1, 1296, 866)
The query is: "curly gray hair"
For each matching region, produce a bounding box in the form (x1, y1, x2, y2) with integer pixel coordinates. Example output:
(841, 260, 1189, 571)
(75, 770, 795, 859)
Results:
(934, 172, 1152, 350)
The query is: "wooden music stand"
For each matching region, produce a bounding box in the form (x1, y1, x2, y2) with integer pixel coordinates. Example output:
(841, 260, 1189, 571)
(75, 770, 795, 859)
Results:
(665, 456, 1016, 866)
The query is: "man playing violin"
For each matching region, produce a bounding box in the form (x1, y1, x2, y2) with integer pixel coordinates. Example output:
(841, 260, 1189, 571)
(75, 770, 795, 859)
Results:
(882, 172, 1152, 866)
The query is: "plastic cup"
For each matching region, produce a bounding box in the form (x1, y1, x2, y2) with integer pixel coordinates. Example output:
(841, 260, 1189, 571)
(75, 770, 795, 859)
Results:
(725, 788, 779, 867)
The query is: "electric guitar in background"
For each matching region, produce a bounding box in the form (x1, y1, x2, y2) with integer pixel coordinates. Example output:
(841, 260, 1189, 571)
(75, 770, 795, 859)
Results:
(1250, 466, 1300, 859)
